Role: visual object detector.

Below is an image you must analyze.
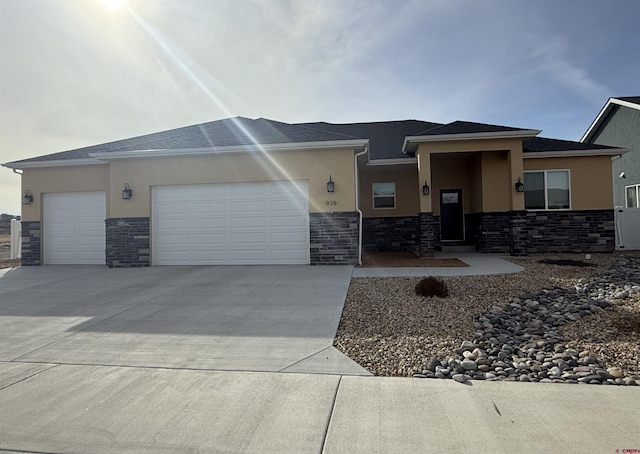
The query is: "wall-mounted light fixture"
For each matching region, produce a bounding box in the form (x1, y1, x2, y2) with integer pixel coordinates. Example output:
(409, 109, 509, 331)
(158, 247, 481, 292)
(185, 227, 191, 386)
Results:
(515, 177, 525, 193)
(121, 183, 133, 200)
(422, 180, 430, 196)
(23, 190, 34, 205)
(327, 175, 335, 193)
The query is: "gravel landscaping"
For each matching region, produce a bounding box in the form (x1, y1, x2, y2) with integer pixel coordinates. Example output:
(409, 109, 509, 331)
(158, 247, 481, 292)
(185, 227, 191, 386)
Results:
(334, 253, 640, 385)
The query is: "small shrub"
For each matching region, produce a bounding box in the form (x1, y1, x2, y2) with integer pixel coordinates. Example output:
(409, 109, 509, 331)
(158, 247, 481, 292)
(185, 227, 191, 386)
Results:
(415, 276, 449, 298)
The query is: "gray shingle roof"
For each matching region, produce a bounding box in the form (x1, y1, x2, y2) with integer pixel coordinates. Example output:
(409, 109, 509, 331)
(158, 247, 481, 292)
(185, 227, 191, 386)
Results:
(9, 117, 360, 165)
(416, 120, 530, 136)
(6, 116, 620, 168)
(297, 120, 442, 160)
(523, 137, 618, 153)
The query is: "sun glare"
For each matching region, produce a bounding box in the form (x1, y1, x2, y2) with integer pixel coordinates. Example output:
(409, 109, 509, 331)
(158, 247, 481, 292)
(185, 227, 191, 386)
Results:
(98, 0, 128, 10)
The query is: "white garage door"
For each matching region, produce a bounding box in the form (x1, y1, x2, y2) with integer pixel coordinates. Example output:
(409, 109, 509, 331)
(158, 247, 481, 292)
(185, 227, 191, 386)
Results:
(43, 192, 106, 265)
(152, 181, 310, 265)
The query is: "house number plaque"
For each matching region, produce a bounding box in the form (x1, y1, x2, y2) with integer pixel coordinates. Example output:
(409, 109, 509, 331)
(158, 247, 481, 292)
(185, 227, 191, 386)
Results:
(325, 200, 337, 206)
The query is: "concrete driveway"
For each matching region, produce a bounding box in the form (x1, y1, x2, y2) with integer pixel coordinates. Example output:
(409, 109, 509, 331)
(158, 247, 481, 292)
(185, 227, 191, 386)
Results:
(0, 265, 369, 375)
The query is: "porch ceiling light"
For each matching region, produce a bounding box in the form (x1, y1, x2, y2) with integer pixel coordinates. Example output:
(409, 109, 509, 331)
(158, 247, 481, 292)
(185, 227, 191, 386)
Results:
(23, 190, 33, 205)
(422, 180, 430, 196)
(327, 175, 335, 193)
(122, 183, 133, 200)
(515, 177, 525, 193)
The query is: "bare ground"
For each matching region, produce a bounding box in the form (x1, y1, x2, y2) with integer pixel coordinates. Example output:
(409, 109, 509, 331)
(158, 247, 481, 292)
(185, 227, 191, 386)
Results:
(334, 253, 640, 379)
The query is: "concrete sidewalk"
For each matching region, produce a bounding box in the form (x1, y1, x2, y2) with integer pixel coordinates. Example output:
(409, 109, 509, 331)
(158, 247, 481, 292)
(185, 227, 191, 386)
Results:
(0, 363, 637, 453)
(352, 253, 524, 277)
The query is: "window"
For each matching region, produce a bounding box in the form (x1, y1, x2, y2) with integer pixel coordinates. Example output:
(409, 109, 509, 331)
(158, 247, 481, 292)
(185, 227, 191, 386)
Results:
(524, 170, 570, 210)
(372, 182, 396, 209)
(627, 184, 640, 208)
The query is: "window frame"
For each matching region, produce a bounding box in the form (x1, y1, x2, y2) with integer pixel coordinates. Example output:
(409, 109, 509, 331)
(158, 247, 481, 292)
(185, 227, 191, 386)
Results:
(523, 169, 571, 211)
(626, 184, 640, 208)
(372, 182, 396, 210)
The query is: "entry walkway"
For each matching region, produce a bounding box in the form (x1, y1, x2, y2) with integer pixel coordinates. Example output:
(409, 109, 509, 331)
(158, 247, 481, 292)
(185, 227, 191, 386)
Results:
(353, 252, 524, 277)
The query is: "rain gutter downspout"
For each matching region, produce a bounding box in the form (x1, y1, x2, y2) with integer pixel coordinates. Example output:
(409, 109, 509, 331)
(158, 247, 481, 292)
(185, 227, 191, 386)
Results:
(12, 169, 23, 175)
(354, 145, 368, 266)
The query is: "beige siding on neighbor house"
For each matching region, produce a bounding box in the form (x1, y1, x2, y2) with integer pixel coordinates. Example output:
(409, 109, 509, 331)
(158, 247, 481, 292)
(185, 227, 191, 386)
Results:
(358, 164, 419, 217)
(523, 155, 613, 210)
(20, 165, 110, 221)
(109, 148, 356, 217)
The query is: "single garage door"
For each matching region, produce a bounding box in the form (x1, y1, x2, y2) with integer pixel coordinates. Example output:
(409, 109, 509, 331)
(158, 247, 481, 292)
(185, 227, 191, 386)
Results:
(152, 181, 310, 265)
(43, 192, 106, 265)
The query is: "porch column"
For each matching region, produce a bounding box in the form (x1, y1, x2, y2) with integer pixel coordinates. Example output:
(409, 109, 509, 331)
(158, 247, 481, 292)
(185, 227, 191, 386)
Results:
(508, 143, 528, 255)
(417, 147, 437, 256)
(508, 143, 525, 211)
(417, 147, 433, 213)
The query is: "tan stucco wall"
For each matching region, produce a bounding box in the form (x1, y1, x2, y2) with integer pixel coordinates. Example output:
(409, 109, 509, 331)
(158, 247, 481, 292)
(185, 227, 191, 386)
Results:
(523, 155, 613, 210)
(109, 148, 356, 217)
(481, 151, 511, 212)
(20, 164, 110, 221)
(358, 163, 419, 217)
(416, 137, 525, 213)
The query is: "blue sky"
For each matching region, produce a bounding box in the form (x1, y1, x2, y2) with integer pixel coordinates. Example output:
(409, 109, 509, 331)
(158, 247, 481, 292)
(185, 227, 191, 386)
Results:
(1, 0, 639, 214)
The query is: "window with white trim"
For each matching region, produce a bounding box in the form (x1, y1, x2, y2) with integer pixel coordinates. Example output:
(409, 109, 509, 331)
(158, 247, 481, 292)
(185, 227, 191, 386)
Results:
(372, 182, 396, 209)
(627, 184, 640, 208)
(524, 170, 570, 210)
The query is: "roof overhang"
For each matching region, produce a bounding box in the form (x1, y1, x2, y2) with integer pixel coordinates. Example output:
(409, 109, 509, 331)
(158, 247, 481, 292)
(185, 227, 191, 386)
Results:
(581, 97, 640, 143)
(3, 139, 369, 169)
(88, 139, 369, 160)
(524, 148, 628, 159)
(402, 129, 541, 153)
(366, 157, 417, 166)
(1, 158, 107, 170)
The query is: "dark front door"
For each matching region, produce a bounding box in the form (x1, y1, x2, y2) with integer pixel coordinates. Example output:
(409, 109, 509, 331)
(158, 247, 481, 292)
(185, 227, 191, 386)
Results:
(440, 189, 464, 241)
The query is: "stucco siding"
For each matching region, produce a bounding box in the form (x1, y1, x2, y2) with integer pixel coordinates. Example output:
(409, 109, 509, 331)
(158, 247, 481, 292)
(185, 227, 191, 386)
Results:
(358, 164, 419, 217)
(21, 164, 110, 221)
(107, 148, 356, 217)
(523, 156, 613, 210)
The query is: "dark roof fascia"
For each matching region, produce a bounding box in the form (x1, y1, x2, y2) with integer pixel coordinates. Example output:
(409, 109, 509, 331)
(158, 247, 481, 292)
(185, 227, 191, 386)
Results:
(581, 97, 640, 143)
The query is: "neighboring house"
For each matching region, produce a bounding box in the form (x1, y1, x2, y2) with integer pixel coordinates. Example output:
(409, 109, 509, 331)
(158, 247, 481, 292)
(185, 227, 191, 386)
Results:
(2, 117, 625, 267)
(582, 97, 640, 209)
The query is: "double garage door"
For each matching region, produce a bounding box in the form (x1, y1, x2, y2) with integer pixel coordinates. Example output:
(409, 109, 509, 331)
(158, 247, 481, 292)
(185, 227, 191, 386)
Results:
(152, 181, 310, 265)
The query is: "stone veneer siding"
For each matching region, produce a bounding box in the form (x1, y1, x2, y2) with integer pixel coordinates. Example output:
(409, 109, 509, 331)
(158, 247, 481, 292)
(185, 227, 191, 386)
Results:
(522, 209, 615, 253)
(106, 217, 150, 268)
(21, 221, 41, 266)
(470, 212, 512, 254)
(418, 212, 440, 257)
(309, 212, 359, 265)
(469, 209, 615, 255)
(362, 216, 420, 254)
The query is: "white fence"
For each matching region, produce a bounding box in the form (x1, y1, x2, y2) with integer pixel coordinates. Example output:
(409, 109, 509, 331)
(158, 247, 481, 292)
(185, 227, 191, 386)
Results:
(615, 207, 640, 250)
(10, 219, 21, 259)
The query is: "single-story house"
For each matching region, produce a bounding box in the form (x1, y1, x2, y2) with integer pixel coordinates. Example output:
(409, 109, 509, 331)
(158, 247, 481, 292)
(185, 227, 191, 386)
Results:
(582, 96, 640, 209)
(2, 116, 626, 267)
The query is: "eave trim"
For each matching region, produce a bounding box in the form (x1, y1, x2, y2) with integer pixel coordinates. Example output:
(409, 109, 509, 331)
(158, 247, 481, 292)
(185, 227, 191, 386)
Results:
(581, 97, 640, 143)
(89, 140, 369, 160)
(402, 129, 541, 153)
(1, 159, 107, 170)
(523, 148, 628, 159)
(367, 158, 417, 166)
